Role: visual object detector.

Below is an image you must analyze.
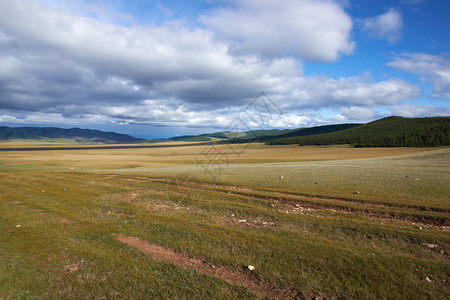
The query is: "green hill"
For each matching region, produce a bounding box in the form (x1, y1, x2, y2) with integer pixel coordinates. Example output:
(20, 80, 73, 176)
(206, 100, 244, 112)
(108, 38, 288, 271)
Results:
(268, 116, 450, 147)
(170, 129, 288, 142)
(179, 125, 361, 144)
(231, 123, 361, 143)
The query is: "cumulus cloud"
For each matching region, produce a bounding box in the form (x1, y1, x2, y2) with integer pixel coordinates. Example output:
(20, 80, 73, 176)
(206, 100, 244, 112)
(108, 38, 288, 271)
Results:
(278, 75, 419, 111)
(388, 53, 450, 98)
(339, 107, 380, 121)
(388, 104, 450, 117)
(200, 0, 355, 62)
(0, 0, 304, 110)
(0, 111, 111, 126)
(0, 0, 424, 134)
(362, 8, 403, 43)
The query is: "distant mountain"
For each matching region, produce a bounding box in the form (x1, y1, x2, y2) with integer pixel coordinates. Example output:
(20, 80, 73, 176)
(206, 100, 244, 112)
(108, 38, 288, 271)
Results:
(170, 129, 289, 142)
(0, 126, 144, 144)
(268, 116, 450, 147)
(170, 125, 362, 143)
(6, 116, 447, 147)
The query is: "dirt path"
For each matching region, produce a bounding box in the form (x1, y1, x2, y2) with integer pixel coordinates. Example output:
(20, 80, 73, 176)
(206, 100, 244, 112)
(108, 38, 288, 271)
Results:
(114, 233, 305, 299)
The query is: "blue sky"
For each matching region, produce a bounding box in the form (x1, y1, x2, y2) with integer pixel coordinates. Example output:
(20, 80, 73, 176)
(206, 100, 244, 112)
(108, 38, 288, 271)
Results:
(0, 0, 449, 139)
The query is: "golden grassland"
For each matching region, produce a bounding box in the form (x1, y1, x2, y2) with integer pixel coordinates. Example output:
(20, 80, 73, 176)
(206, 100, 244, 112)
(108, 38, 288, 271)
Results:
(0, 142, 434, 169)
(0, 139, 200, 148)
(0, 142, 449, 299)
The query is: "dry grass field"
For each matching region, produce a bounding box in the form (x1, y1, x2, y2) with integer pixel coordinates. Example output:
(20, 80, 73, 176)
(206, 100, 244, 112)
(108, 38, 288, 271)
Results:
(0, 142, 449, 299)
(0, 142, 432, 168)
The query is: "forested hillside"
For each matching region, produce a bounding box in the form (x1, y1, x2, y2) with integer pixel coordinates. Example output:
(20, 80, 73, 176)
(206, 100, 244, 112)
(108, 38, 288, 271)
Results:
(231, 124, 361, 143)
(267, 116, 450, 147)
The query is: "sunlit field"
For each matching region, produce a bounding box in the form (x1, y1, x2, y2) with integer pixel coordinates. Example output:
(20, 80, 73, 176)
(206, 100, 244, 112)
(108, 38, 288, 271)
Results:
(0, 142, 431, 168)
(1, 142, 448, 299)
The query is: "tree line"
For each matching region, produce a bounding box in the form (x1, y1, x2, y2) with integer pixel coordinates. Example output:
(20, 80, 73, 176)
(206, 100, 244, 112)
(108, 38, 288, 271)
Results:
(266, 116, 450, 147)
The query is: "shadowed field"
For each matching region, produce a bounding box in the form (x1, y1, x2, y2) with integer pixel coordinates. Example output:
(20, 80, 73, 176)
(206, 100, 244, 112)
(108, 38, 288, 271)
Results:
(0, 143, 448, 299)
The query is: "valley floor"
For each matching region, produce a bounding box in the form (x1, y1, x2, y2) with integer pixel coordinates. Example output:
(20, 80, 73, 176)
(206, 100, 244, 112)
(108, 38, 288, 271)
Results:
(0, 143, 448, 299)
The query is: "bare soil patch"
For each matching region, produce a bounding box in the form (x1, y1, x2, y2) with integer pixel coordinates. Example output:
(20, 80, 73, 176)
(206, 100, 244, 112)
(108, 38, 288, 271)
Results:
(216, 216, 276, 228)
(114, 233, 305, 299)
(119, 191, 140, 202)
(64, 261, 86, 273)
(55, 217, 75, 224)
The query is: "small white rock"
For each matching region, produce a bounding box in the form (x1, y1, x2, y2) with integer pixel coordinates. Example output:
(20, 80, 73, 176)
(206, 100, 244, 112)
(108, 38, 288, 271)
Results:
(425, 277, 432, 283)
(423, 243, 438, 249)
(247, 265, 255, 271)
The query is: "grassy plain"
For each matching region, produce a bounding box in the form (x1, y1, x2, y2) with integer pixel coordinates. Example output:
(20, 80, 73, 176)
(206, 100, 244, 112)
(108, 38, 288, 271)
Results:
(0, 142, 449, 299)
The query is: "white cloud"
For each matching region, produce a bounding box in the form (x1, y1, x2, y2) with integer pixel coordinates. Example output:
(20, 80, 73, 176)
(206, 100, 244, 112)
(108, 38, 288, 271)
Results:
(339, 107, 380, 121)
(0, 112, 110, 125)
(362, 8, 403, 43)
(96, 74, 419, 127)
(200, 0, 355, 62)
(0, 0, 425, 134)
(388, 104, 450, 117)
(269, 114, 320, 128)
(0, 114, 20, 123)
(388, 53, 450, 98)
(0, 0, 305, 110)
(282, 75, 419, 110)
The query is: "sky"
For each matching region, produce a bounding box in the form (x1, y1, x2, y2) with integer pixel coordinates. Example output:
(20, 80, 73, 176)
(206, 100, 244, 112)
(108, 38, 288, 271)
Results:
(0, 0, 449, 139)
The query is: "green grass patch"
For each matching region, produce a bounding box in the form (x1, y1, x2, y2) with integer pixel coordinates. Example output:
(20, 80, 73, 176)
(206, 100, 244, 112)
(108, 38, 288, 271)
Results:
(0, 146, 448, 298)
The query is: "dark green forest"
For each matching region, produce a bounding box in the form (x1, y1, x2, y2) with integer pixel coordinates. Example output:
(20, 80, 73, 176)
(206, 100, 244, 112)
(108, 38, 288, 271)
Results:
(231, 124, 361, 143)
(267, 116, 450, 147)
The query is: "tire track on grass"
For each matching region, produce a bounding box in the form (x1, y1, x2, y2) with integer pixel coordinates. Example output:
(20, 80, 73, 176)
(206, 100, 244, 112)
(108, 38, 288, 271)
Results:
(114, 233, 305, 299)
(152, 178, 449, 227)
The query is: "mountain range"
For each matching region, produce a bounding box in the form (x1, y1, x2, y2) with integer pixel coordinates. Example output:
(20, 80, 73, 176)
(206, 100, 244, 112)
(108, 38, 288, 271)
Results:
(1, 116, 449, 147)
(0, 126, 144, 144)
